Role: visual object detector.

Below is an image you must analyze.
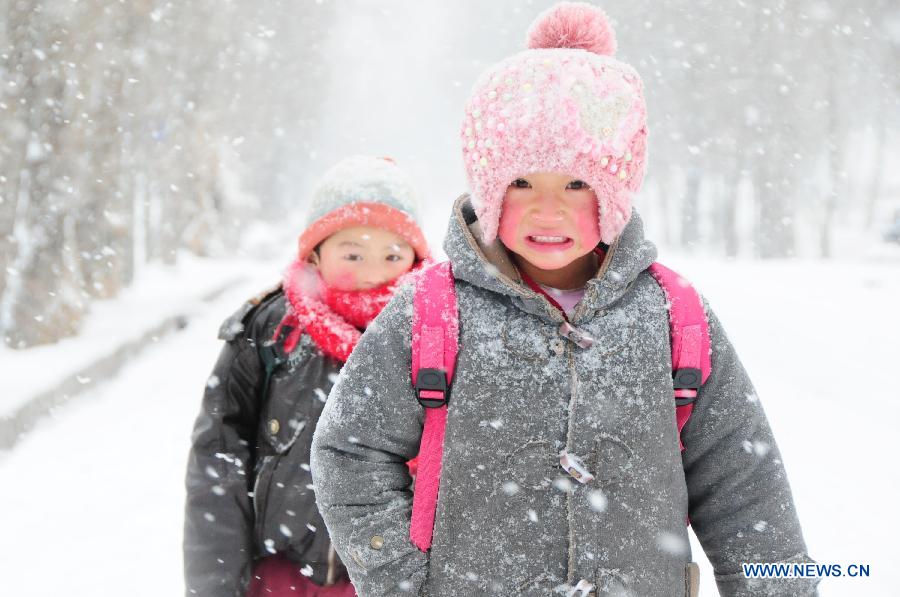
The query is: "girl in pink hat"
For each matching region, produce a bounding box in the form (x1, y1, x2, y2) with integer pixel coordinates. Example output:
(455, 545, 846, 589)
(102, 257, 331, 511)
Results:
(311, 5, 816, 597)
(184, 156, 429, 597)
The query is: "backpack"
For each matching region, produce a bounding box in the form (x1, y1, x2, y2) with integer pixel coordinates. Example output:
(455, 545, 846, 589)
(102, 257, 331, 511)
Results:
(408, 260, 711, 552)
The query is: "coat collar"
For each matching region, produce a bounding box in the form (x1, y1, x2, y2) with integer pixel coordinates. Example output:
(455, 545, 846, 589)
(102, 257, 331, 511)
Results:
(442, 194, 658, 323)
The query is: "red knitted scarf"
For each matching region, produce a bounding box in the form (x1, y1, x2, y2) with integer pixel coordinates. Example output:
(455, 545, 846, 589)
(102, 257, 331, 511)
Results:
(275, 259, 420, 362)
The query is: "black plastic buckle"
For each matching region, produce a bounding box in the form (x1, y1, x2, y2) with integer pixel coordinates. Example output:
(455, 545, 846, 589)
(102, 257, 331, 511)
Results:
(673, 367, 701, 407)
(415, 368, 449, 408)
(260, 345, 284, 371)
(258, 336, 288, 401)
(673, 367, 702, 390)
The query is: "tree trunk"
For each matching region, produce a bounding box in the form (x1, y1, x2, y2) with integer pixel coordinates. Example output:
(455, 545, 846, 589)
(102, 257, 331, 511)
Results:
(1, 0, 85, 347)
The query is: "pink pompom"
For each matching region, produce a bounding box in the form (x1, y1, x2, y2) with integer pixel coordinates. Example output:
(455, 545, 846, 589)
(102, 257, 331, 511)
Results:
(526, 2, 617, 56)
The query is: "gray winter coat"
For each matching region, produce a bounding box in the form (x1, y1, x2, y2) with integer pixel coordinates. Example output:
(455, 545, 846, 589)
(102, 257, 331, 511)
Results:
(310, 195, 817, 596)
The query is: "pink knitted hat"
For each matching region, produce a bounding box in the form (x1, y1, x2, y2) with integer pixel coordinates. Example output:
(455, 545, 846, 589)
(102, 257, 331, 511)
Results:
(461, 2, 648, 245)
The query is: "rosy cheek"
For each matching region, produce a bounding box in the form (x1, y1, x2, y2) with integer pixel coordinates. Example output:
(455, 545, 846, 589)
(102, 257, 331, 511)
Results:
(498, 200, 526, 247)
(573, 201, 601, 246)
(328, 268, 357, 290)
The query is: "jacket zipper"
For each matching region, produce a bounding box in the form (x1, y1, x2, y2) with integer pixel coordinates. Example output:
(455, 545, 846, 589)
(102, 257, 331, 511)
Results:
(253, 455, 272, 550)
(326, 542, 338, 585)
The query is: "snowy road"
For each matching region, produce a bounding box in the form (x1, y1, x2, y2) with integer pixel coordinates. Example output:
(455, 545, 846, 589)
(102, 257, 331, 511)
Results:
(1, 257, 897, 596)
(0, 275, 272, 596)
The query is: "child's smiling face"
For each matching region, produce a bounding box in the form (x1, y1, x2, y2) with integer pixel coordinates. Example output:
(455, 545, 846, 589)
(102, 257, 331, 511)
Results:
(498, 172, 602, 276)
(308, 226, 416, 291)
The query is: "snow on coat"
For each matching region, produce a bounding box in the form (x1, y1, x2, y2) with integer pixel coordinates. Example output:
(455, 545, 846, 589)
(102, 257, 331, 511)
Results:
(310, 195, 818, 596)
(184, 288, 349, 595)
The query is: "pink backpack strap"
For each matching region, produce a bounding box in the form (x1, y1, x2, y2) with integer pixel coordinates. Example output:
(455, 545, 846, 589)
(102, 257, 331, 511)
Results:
(409, 261, 458, 552)
(647, 263, 712, 451)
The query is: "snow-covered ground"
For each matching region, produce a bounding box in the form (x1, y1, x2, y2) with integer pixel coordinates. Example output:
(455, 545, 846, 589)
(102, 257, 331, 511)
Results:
(0, 260, 283, 596)
(1, 253, 257, 415)
(666, 255, 900, 596)
(1, 254, 897, 596)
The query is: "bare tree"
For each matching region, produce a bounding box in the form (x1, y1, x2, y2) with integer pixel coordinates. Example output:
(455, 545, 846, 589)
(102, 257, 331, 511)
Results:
(1, 0, 85, 346)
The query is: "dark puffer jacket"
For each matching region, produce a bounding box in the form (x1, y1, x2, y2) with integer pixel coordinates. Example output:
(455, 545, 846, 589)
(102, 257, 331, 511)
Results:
(184, 286, 348, 596)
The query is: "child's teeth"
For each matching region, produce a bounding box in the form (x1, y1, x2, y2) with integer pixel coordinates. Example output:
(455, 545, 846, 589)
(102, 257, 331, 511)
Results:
(532, 235, 566, 243)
